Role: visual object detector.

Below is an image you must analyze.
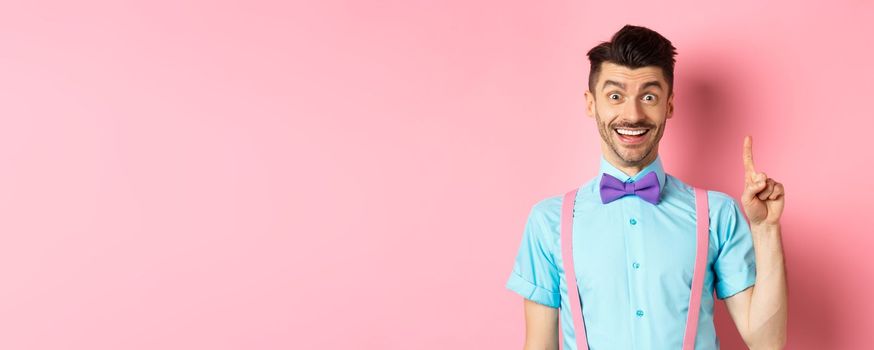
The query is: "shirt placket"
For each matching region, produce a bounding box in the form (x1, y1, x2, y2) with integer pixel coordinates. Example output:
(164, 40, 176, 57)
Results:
(623, 179, 649, 349)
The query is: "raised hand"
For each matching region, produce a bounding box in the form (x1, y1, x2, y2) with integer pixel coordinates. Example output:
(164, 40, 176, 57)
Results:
(741, 135, 784, 226)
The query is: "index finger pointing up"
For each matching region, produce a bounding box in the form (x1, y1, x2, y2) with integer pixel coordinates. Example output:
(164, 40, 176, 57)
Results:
(743, 135, 756, 179)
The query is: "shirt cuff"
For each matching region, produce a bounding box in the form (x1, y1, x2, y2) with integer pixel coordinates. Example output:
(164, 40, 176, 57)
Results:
(505, 272, 560, 308)
(715, 269, 756, 299)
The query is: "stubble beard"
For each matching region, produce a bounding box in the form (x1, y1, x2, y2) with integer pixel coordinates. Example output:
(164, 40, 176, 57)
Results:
(594, 110, 666, 166)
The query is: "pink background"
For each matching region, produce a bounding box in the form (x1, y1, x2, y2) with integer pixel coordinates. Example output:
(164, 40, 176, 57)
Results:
(0, 0, 871, 349)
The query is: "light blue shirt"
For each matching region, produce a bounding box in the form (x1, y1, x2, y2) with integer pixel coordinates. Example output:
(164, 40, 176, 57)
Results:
(506, 154, 756, 349)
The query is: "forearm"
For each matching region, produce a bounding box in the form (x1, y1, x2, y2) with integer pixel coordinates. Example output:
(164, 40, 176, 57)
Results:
(746, 223, 788, 349)
(523, 299, 560, 350)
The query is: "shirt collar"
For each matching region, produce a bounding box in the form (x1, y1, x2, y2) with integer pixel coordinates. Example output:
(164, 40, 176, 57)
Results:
(598, 154, 667, 191)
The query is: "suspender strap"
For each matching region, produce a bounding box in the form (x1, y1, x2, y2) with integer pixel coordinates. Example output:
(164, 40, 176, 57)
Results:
(560, 188, 586, 349)
(683, 187, 710, 349)
(559, 187, 710, 350)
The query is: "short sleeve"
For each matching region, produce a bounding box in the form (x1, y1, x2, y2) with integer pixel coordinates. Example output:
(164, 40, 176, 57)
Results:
(710, 192, 757, 299)
(505, 200, 561, 308)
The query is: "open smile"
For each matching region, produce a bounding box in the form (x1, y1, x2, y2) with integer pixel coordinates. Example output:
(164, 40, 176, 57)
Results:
(613, 127, 650, 145)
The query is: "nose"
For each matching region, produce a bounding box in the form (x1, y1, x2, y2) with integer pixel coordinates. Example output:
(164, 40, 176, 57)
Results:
(622, 97, 646, 124)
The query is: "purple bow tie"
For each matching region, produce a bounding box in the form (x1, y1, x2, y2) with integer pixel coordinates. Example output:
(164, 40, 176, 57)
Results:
(599, 171, 661, 205)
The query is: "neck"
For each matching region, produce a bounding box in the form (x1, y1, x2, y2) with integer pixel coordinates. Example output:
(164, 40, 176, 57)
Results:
(602, 150, 658, 178)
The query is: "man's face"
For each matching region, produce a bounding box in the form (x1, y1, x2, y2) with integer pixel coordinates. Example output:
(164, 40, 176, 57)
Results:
(585, 62, 674, 168)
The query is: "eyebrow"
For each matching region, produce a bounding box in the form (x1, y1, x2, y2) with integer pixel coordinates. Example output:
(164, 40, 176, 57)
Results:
(602, 80, 625, 90)
(641, 81, 664, 91)
(601, 80, 665, 91)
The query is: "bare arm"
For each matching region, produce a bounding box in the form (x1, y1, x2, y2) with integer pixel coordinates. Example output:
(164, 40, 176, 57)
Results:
(523, 298, 559, 350)
(726, 136, 788, 349)
(724, 224, 788, 349)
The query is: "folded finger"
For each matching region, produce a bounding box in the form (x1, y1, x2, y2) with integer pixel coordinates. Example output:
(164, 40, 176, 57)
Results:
(768, 182, 784, 200)
(757, 178, 776, 200)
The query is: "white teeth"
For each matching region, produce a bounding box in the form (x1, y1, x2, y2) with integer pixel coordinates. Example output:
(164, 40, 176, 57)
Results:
(616, 128, 648, 136)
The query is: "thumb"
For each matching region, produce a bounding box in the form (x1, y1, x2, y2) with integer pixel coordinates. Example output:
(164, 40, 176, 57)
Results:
(742, 172, 767, 203)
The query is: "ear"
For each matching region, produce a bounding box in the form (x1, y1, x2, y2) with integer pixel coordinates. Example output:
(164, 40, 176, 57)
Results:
(584, 90, 596, 118)
(666, 92, 675, 119)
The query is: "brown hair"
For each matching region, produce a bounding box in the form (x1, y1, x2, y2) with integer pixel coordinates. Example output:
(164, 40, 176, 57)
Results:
(587, 25, 678, 94)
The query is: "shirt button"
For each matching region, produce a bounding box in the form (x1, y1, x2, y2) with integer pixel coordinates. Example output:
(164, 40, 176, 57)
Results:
(629, 218, 637, 225)
(632, 262, 640, 269)
(636, 310, 645, 317)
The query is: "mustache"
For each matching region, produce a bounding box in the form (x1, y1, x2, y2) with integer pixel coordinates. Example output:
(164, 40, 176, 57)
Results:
(612, 123, 656, 129)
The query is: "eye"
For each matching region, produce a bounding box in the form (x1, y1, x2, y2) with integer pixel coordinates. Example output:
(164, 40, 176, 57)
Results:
(642, 94, 657, 102)
(609, 93, 622, 100)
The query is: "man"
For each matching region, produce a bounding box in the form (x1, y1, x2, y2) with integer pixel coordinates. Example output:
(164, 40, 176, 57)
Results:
(505, 25, 788, 349)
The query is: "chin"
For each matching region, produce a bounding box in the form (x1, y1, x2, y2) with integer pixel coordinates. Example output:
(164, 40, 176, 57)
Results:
(619, 155, 647, 164)
(615, 147, 653, 164)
